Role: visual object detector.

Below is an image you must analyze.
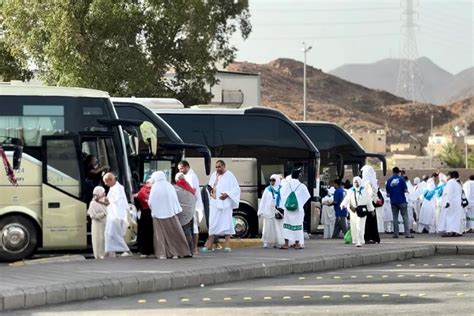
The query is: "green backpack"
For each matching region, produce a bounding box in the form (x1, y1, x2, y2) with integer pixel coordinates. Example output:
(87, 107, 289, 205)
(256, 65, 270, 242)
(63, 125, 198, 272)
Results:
(285, 183, 301, 211)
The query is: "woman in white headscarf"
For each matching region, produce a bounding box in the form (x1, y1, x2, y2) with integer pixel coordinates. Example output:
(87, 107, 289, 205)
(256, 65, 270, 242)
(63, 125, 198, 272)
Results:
(258, 174, 284, 248)
(148, 171, 192, 259)
(87, 186, 108, 259)
(321, 187, 336, 239)
(361, 165, 381, 244)
(341, 177, 375, 247)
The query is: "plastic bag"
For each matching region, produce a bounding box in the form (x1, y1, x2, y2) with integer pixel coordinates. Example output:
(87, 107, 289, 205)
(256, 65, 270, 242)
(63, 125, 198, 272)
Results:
(344, 228, 352, 244)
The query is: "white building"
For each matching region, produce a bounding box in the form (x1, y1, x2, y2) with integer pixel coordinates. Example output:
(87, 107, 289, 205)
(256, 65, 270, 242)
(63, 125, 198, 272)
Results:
(207, 70, 261, 108)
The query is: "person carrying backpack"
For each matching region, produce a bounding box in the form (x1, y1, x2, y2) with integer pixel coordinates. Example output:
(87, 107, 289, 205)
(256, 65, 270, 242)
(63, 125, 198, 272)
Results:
(280, 169, 310, 250)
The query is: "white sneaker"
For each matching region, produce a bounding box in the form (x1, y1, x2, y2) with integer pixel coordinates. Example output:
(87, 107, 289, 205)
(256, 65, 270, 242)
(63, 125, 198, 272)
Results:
(262, 243, 268, 248)
(159, 256, 167, 260)
(121, 252, 132, 257)
(355, 243, 362, 247)
(140, 254, 147, 258)
(172, 256, 178, 259)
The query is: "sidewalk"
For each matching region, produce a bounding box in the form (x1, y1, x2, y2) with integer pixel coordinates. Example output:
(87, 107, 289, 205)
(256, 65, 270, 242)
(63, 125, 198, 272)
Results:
(1, 234, 473, 311)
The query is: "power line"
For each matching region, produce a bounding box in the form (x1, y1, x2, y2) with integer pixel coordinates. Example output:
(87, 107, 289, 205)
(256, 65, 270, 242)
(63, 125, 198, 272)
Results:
(254, 19, 401, 27)
(244, 33, 400, 41)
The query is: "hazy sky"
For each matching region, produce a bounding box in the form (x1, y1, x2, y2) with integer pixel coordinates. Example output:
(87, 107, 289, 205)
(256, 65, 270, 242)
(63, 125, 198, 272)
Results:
(231, 0, 473, 74)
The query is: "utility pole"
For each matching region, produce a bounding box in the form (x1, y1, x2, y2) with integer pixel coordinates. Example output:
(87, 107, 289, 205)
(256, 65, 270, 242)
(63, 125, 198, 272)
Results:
(302, 42, 312, 121)
(396, 0, 419, 104)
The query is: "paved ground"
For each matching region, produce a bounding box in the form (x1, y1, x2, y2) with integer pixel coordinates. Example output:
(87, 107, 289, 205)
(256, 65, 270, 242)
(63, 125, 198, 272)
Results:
(13, 255, 474, 315)
(1, 234, 473, 312)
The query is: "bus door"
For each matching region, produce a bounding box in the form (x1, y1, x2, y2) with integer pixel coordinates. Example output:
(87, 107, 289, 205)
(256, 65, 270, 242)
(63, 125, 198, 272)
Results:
(41, 135, 87, 249)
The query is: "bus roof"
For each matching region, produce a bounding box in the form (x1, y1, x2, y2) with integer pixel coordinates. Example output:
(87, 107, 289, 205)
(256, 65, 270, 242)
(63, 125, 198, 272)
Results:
(155, 106, 319, 154)
(295, 120, 365, 153)
(0, 85, 110, 98)
(111, 97, 184, 109)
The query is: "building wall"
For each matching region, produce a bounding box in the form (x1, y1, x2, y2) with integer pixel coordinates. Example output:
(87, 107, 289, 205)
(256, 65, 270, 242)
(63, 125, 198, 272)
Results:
(390, 142, 423, 155)
(350, 130, 386, 154)
(392, 155, 446, 170)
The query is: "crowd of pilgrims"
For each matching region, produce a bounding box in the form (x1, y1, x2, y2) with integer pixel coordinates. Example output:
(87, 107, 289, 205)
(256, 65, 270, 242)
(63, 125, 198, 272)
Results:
(318, 166, 474, 246)
(84, 154, 474, 259)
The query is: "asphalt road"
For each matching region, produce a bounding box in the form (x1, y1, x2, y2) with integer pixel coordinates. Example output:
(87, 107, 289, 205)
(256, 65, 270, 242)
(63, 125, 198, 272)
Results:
(14, 255, 473, 316)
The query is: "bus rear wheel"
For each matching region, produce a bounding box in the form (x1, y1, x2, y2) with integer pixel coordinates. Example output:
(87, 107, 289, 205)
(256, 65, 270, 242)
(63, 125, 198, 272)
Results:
(0, 215, 38, 262)
(233, 207, 257, 239)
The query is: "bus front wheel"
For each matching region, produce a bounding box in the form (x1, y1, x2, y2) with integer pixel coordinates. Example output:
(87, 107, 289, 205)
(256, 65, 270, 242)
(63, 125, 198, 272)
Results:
(233, 207, 257, 239)
(0, 215, 38, 262)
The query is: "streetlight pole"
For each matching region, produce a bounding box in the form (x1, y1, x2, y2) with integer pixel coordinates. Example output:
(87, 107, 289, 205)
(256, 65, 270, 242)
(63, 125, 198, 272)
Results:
(429, 115, 433, 169)
(302, 42, 312, 121)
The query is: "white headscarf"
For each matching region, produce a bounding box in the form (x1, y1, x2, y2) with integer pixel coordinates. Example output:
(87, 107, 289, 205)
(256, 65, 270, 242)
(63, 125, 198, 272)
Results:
(413, 177, 420, 185)
(92, 186, 105, 199)
(270, 174, 281, 188)
(353, 176, 363, 188)
(148, 171, 182, 219)
(361, 165, 378, 191)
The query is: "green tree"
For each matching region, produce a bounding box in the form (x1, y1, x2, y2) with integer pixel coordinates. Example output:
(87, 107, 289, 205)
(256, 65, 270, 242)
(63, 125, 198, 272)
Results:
(0, 2, 33, 81)
(438, 143, 465, 168)
(3, 0, 251, 104)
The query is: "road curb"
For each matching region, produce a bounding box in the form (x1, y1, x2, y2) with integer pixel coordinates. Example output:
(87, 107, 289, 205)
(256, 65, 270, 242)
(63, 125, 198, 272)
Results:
(1, 243, 471, 311)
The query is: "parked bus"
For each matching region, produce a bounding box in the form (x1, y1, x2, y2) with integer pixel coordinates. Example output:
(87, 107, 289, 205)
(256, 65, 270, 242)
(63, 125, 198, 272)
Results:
(296, 121, 387, 187)
(111, 98, 212, 191)
(151, 106, 321, 238)
(0, 85, 136, 261)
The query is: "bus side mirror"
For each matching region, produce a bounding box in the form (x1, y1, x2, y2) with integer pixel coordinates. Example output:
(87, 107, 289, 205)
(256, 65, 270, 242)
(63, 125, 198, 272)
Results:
(13, 145, 23, 170)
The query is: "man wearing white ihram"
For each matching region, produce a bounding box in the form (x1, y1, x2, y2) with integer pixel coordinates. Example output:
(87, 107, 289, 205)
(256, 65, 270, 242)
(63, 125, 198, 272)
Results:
(280, 168, 310, 250)
(463, 175, 474, 232)
(203, 160, 240, 253)
(102, 172, 132, 257)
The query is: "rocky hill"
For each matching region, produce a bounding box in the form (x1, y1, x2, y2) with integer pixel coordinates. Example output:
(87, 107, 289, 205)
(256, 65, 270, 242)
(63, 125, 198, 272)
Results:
(227, 58, 457, 143)
(329, 57, 474, 105)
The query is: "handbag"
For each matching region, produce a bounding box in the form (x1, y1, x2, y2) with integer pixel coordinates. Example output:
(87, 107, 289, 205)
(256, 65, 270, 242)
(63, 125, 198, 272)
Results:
(372, 189, 384, 208)
(354, 189, 369, 218)
(275, 207, 284, 220)
(459, 182, 469, 208)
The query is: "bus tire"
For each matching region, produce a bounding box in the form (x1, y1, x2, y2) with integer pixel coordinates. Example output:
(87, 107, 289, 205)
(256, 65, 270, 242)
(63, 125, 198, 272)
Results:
(0, 215, 39, 262)
(233, 206, 257, 239)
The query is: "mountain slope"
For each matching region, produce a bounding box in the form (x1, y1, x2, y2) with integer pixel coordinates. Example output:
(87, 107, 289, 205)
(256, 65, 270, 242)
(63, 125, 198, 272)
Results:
(329, 57, 473, 105)
(227, 58, 456, 138)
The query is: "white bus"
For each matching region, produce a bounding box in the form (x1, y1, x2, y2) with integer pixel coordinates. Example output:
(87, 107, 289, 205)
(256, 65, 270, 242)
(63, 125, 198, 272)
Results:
(0, 85, 136, 261)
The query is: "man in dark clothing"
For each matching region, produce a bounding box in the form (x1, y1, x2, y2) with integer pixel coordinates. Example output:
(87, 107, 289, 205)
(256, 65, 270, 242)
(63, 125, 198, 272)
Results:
(331, 179, 348, 238)
(386, 167, 413, 238)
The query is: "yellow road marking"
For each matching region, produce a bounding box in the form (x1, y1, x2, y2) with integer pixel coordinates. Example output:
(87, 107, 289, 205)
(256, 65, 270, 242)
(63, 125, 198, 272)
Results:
(343, 295, 351, 298)
(181, 298, 190, 302)
(316, 276, 323, 279)
(298, 277, 306, 280)
(429, 274, 436, 277)
(264, 296, 272, 300)
(382, 275, 389, 278)
(438, 264, 444, 266)
(322, 295, 330, 299)
(396, 264, 402, 267)
(382, 294, 390, 297)
(398, 275, 405, 277)
(419, 293, 427, 297)
(446, 274, 452, 277)
(224, 297, 232, 301)
(464, 274, 470, 277)
(361, 294, 370, 298)
(283, 296, 291, 300)
(400, 294, 408, 297)
(334, 276, 341, 279)
(366, 275, 373, 278)
(423, 264, 429, 266)
(350, 275, 357, 278)
(202, 298, 211, 302)
(158, 299, 167, 303)
(465, 263, 471, 266)
(451, 263, 456, 266)
(138, 299, 146, 304)
(415, 274, 422, 277)
(409, 264, 415, 267)
(243, 297, 252, 301)
(303, 296, 311, 299)
(457, 293, 465, 296)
